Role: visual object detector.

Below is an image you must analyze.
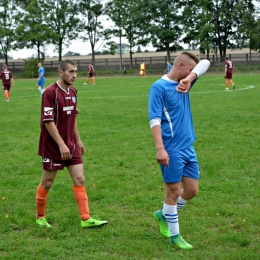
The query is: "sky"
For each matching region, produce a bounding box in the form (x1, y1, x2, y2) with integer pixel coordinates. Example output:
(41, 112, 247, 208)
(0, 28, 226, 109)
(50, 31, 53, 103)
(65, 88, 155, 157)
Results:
(10, 39, 156, 60)
(11, 39, 101, 59)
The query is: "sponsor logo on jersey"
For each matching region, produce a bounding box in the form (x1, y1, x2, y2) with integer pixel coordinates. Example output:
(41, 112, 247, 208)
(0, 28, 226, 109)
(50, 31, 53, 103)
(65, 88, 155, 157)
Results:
(65, 97, 71, 99)
(63, 106, 74, 111)
(44, 107, 54, 115)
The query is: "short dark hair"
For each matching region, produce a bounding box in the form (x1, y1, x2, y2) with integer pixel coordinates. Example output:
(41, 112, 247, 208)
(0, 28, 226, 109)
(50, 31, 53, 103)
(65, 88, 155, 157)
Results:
(181, 51, 200, 64)
(58, 60, 77, 71)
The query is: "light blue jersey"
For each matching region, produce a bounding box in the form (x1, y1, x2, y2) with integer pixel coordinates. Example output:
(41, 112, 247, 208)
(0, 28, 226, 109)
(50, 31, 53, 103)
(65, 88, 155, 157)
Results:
(166, 63, 172, 74)
(148, 75, 197, 153)
(38, 67, 45, 87)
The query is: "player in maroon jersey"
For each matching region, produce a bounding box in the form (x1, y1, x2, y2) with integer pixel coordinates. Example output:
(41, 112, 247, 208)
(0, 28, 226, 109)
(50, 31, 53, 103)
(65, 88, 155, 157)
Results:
(36, 59, 107, 228)
(84, 62, 96, 85)
(224, 57, 235, 90)
(0, 65, 15, 102)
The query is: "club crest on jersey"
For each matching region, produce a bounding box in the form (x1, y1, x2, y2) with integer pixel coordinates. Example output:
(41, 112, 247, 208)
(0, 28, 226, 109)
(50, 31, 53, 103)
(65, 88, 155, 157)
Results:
(72, 96, 76, 103)
(44, 107, 54, 115)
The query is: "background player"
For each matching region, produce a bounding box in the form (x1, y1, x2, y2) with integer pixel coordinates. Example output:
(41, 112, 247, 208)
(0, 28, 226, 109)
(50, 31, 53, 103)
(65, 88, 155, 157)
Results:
(148, 52, 210, 250)
(139, 61, 147, 77)
(84, 62, 96, 85)
(0, 65, 15, 102)
(224, 57, 235, 90)
(36, 62, 45, 96)
(36, 59, 107, 229)
(164, 61, 173, 74)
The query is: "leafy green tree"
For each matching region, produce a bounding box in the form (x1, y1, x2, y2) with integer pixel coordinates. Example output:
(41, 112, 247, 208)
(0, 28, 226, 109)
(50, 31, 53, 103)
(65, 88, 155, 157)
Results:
(41, 0, 81, 62)
(105, 0, 147, 68)
(14, 0, 53, 61)
(182, 0, 256, 60)
(22, 57, 39, 78)
(140, 0, 183, 61)
(78, 0, 107, 65)
(0, 0, 18, 64)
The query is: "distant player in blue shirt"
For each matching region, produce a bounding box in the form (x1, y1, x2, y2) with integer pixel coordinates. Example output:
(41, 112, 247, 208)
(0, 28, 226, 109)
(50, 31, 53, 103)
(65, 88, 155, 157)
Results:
(164, 61, 173, 74)
(36, 62, 45, 96)
(149, 52, 210, 250)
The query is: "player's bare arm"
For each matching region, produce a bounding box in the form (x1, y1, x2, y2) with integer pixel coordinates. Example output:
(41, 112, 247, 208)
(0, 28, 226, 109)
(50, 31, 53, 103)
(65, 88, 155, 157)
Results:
(176, 73, 197, 93)
(151, 125, 169, 167)
(73, 119, 85, 156)
(44, 121, 71, 160)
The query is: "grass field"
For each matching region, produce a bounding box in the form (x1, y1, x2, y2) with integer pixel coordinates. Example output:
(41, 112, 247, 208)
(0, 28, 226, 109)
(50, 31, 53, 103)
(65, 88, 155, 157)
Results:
(0, 72, 260, 260)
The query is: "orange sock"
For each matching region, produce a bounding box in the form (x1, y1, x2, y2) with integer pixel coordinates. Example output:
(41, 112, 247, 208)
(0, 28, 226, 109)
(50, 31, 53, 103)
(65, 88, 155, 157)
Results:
(73, 185, 90, 221)
(230, 80, 234, 85)
(36, 185, 48, 218)
(4, 91, 9, 100)
(225, 82, 229, 88)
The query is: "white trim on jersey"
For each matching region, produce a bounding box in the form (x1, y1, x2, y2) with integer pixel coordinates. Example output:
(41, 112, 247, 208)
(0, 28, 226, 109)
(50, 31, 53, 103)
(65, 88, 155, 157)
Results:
(163, 106, 174, 138)
(149, 118, 161, 128)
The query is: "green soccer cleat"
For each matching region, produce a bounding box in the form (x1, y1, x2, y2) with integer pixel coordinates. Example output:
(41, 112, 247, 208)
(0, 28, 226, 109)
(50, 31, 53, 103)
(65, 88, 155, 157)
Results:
(81, 217, 107, 228)
(36, 217, 52, 228)
(153, 209, 170, 238)
(233, 84, 236, 90)
(170, 234, 193, 250)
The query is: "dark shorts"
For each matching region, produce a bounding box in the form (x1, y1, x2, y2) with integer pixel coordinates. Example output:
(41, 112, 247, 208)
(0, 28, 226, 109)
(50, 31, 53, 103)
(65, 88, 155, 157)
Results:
(88, 72, 94, 77)
(225, 72, 233, 79)
(3, 83, 10, 91)
(42, 147, 83, 171)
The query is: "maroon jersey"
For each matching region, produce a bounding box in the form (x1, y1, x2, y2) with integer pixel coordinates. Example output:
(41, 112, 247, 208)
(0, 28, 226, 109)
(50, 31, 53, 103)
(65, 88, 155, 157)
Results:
(38, 82, 78, 160)
(0, 69, 13, 86)
(88, 64, 94, 74)
(225, 60, 234, 74)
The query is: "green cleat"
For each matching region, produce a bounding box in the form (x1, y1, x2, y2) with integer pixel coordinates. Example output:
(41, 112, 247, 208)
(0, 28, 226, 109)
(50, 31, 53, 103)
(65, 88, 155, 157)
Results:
(170, 234, 193, 250)
(36, 217, 52, 228)
(81, 217, 107, 228)
(233, 84, 235, 90)
(153, 209, 170, 238)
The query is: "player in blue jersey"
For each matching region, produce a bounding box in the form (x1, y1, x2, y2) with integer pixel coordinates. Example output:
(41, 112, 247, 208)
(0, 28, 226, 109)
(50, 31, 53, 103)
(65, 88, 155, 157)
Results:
(36, 62, 45, 96)
(164, 60, 173, 74)
(148, 51, 210, 250)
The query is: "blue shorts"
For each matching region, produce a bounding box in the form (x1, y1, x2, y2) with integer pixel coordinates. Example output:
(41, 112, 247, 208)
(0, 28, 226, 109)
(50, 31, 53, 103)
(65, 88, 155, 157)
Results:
(37, 79, 45, 88)
(160, 145, 200, 183)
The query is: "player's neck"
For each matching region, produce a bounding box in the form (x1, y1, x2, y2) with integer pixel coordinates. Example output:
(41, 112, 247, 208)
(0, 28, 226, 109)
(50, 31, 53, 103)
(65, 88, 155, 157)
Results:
(57, 80, 69, 91)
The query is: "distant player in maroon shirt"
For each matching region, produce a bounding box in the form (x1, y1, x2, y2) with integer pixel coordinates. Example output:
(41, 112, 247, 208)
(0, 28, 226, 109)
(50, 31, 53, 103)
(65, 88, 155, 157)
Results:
(0, 65, 15, 102)
(224, 57, 235, 90)
(84, 62, 96, 85)
(36, 59, 107, 229)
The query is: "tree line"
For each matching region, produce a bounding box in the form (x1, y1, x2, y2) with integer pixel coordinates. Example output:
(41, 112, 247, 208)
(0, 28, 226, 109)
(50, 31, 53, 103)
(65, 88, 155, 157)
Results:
(0, 0, 259, 68)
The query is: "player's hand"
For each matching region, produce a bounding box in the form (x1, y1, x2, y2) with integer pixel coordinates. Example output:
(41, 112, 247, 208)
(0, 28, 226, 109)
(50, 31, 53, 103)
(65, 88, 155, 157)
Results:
(176, 78, 191, 93)
(77, 140, 85, 156)
(59, 143, 71, 160)
(156, 148, 169, 167)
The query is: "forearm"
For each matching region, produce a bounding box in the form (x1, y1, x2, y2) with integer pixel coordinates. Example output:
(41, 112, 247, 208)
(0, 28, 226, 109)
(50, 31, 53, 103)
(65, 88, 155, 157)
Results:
(191, 59, 210, 78)
(151, 125, 164, 151)
(73, 119, 81, 143)
(44, 121, 65, 147)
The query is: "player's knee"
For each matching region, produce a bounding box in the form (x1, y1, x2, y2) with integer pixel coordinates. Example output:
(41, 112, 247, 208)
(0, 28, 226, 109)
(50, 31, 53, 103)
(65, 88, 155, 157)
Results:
(72, 174, 85, 186)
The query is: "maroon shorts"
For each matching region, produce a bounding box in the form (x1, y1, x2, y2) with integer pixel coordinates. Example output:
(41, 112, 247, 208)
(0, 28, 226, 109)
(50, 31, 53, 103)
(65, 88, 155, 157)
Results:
(42, 147, 83, 171)
(225, 72, 233, 80)
(3, 83, 11, 91)
(88, 72, 94, 77)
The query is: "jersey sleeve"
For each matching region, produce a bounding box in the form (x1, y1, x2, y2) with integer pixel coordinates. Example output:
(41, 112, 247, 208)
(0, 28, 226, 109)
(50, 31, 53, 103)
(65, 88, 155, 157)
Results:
(42, 88, 56, 123)
(148, 83, 164, 121)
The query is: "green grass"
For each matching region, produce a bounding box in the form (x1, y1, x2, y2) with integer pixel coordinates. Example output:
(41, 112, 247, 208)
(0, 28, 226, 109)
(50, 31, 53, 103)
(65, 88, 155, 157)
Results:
(0, 73, 260, 259)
